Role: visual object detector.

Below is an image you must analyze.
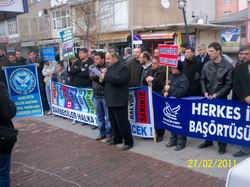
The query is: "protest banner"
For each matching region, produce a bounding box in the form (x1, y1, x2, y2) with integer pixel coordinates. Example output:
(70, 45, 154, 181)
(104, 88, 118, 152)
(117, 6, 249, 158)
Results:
(51, 82, 155, 138)
(41, 47, 56, 62)
(4, 64, 43, 117)
(51, 81, 97, 126)
(153, 92, 250, 147)
(128, 87, 155, 138)
(59, 29, 74, 58)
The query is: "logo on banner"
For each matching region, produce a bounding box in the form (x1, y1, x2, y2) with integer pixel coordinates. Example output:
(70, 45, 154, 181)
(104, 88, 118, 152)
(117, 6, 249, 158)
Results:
(162, 102, 182, 129)
(163, 102, 180, 120)
(10, 68, 36, 94)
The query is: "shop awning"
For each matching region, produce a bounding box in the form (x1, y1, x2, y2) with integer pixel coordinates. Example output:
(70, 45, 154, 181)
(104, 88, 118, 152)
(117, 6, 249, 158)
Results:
(99, 31, 129, 43)
(141, 32, 175, 40)
(0, 0, 28, 21)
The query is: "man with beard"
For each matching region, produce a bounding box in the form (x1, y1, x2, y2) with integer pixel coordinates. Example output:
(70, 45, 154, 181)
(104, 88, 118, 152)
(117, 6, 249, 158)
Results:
(232, 45, 250, 157)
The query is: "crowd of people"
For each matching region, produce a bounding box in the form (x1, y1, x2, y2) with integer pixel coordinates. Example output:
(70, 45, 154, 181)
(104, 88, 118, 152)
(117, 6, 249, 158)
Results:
(0, 42, 250, 184)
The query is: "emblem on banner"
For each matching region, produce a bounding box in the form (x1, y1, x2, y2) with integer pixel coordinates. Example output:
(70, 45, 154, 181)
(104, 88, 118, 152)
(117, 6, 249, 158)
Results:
(10, 68, 36, 95)
(163, 102, 180, 121)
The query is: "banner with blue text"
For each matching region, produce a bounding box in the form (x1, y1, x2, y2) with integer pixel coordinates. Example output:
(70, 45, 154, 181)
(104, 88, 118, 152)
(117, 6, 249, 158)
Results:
(153, 93, 250, 147)
(4, 64, 43, 117)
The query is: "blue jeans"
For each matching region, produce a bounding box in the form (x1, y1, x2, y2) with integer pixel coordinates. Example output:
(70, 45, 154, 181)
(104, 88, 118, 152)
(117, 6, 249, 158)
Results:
(94, 97, 112, 137)
(0, 154, 11, 187)
(45, 82, 51, 111)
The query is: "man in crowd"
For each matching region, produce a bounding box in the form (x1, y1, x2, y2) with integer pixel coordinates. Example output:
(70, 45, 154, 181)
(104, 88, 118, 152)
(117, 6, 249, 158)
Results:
(196, 43, 210, 65)
(123, 47, 133, 65)
(52, 61, 68, 84)
(183, 47, 203, 96)
(27, 51, 49, 112)
(0, 81, 17, 187)
(101, 51, 134, 150)
(89, 52, 112, 143)
(233, 45, 250, 157)
(179, 43, 188, 62)
(139, 51, 152, 85)
(0, 48, 9, 85)
(69, 48, 92, 88)
(15, 50, 27, 65)
(199, 42, 233, 155)
(7, 53, 17, 66)
(164, 61, 189, 151)
(145, 56, 166, 142)
(127, 47, 142, 87)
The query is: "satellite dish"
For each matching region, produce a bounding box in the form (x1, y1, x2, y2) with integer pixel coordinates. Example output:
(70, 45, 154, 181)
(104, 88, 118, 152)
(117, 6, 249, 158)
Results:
(197, 18, 204, 24)
(161, 0, 170, 9)
(38, 10, 43, 17)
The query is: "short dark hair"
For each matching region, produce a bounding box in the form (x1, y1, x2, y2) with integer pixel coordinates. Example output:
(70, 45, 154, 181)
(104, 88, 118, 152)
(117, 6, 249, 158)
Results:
(142, 51, 151, 60)
(79, 48, 88, 53)
(8, 52, 15, 57)
(57, 61, 64, 67)
(181, 43, 189, 48)
(186, 47, 195, 53)
(108, 51, 119, 59)
(124, 47, 132, 54)
(91, 50, 97, 55)
(208, 42, 222, 53)
(28, 50, 35, 54)
(95, 51, 105, 59)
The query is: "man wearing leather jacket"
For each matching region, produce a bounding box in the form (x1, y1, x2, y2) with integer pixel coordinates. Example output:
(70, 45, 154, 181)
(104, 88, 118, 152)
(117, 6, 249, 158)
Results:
(199, 42, 233, 155)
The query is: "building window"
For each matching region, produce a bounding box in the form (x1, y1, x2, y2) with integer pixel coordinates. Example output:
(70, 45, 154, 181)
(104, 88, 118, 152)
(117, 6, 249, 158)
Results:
(7, 19, 18, 35)
(241, 25, 246, 38)
(113, 0, 128, 26)
(224, 11, 232, 16)
(53, 9, 70, 30)
(224, 0, 231, 3)
(0, 21, 6, 37)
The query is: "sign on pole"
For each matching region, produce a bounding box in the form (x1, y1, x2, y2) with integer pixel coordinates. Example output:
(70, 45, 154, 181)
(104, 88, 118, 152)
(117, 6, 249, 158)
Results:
(158, 44, 179, 67)
(133, 34, 143, 45)
(59, 29, 75, 58)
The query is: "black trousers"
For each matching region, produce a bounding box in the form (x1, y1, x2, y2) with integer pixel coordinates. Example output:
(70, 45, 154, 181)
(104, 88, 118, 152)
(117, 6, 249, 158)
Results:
(205, 140, 227, 149)
(108, 106, 134, 146)
(170, 133, 187, 146)
(156, 129, 165, 138)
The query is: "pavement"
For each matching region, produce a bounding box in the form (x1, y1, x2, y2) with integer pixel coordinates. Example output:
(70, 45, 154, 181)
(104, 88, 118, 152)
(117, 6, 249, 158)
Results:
(10, 116, 248, 186)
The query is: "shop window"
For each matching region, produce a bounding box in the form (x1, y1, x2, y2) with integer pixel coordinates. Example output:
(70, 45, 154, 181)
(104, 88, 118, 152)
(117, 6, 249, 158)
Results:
(7, 19, 18, 35)
(0, 21, 6, 37)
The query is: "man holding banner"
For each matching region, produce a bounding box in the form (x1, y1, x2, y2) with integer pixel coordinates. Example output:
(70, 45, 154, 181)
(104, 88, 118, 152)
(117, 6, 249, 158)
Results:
(233, 45, 250, 157)
(199, 42, 234, 154)
(164, 61, 189, 151)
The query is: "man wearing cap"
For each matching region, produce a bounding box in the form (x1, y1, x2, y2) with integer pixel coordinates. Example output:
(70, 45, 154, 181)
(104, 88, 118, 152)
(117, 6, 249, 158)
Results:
(164, 61, 189, 151)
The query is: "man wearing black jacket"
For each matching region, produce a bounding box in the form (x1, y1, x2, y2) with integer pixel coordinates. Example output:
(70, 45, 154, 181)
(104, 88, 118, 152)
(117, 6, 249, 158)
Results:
(15, 50, 27, 66)
(101, 51, 134, 150)
(68, 48, 93, 88)
(233, 45, 250, 157)
(0, 81, 17, 187)
(199, 42, 233, 155)
(183, 47, 203, 96)
(89, 52, 112, 142)
(195, 43, 210, 65)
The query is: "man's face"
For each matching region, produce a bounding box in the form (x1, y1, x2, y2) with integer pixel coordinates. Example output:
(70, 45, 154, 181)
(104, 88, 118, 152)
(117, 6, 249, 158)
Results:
(28, 52, 35, 60)
(185, 49, 194, 60)
(16, 51, 22, 59)
(56, 64, 63, 72)
(139, 53, 145, 65)
(79, 51, 88, 60)
(198, 47, 206, 56)
(152, 59, 159, 70)
(9, 55, 16, 63)
(238, 52, 244, 61)
(105, 53, 112, 65)
(134, 48, 141, 59)
(242, 49, 250, 63)
(94, 55, 102, 66)
(208, 47, 221, 61)
(154, 48, 159, 57)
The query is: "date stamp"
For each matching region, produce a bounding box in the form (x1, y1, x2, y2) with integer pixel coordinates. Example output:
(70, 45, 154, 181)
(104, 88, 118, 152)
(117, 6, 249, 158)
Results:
(188, 159, 237, 169)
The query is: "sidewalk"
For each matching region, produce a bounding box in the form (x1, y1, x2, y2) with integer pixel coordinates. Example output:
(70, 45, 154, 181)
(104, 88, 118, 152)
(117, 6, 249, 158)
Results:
(11, 118, 225, 187)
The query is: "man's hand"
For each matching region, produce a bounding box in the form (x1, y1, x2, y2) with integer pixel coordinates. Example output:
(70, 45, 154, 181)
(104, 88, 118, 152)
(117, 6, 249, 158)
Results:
(163, 91, 168, 97)
(245, 96, 250, 104)
(204, 92, 209, 98)
(146, 76, 154, 87)
(209, 93, 217, 99)
(164, 85, 170, 92)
